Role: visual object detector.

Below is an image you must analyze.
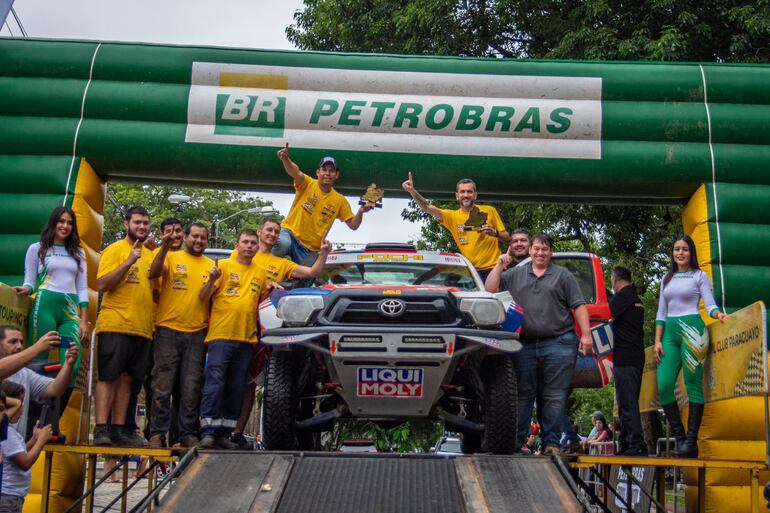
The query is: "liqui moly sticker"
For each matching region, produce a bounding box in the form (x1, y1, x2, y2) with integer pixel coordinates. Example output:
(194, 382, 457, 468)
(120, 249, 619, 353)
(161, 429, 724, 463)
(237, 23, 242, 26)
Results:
(357, 367, 423, 398)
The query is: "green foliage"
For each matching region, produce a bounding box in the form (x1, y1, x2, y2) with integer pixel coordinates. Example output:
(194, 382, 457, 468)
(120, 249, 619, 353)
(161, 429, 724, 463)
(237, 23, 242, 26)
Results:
(570, 385, 617, 434)
(103, 183, 280, 249)
(328, 420, 445, 452)
(288, 0, 770, 63)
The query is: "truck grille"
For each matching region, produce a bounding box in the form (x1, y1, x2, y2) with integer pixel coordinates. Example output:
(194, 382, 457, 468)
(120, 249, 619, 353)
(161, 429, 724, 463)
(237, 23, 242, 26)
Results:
(326, 297, 456, 325)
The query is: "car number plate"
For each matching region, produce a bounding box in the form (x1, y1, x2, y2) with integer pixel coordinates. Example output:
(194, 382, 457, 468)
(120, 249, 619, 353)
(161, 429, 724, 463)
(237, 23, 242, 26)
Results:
(357, 367, 423, 398)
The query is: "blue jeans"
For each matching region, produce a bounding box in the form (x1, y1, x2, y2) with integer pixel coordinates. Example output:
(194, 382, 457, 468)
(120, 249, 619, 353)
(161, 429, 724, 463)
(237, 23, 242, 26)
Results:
(199, 340, 255, 438)
(513, 331, 578, 449)
(273, 228, 314, 265)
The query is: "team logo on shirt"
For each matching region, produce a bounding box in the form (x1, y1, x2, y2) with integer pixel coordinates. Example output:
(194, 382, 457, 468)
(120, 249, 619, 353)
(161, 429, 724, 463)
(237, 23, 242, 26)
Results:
(457, 223, 466, 233)
(321, 204, 337, 219)
(126, 265, 141, 283)
(458, 237, 468, 245)
(302, 195, 319, 214)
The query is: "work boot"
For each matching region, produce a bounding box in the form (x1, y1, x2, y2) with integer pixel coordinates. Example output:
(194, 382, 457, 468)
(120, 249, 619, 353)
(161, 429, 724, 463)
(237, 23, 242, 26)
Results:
(93, 425, 112, 446)
(661, 403, 686, 455)
(149, 434, 165, 449)
(179, 435, 200, 449)
(231, 433, 252, 451)
(111, 426, 148, 447)
(677, 403, 704, 458)
(199, 435, 217, 449)
(215, 436, 240, 450)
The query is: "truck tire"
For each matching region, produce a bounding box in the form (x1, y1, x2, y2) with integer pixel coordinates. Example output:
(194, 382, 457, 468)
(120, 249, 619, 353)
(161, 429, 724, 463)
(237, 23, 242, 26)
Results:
(481, 354, 518, 455)
(262, 350, 297, 450)
(461, 431, 482, 454)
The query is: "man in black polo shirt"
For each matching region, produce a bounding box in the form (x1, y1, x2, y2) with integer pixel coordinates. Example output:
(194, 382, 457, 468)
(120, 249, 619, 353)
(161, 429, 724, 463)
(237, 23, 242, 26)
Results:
(609, 266, 647, 455)
(486, 233, 592, 453)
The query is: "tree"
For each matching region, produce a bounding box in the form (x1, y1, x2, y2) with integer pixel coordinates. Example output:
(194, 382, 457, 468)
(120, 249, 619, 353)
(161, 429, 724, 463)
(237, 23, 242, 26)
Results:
(103, 183, 280, 249)
(288, 0, 770, 62)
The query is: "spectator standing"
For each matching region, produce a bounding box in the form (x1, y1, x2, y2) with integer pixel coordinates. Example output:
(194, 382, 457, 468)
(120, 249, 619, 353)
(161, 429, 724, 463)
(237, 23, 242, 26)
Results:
(486, 233, 592, 453)
(402, 172, 509, 281)
(274, 143, 372, 265)
(147, 222, 214, 449)
(507, 228, 531, 266)
(0, 327, 78, 437)
(654, 235, 726, 458)
(610, 266, 647, 456)
(230, 218, 332, 449)
(14, 206, 89, 390)
(0, 381, 53, 513)
(198, 229, 272, 449)
(93, 206, 154, 446)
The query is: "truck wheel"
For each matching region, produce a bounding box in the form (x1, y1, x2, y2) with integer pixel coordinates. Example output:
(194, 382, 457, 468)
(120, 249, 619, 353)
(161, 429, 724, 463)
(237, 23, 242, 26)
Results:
(481, 354, 518, 455)
(263, 350, 297, 450)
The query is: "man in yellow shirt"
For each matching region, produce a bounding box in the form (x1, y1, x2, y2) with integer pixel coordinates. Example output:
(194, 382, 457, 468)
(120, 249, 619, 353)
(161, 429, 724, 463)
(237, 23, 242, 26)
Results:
(147, 222, 213, 449)
(230, 218, 332, 449)
(94, 206, 154, 446)
(275, 143, 372, 265)
(197, 229, 272, 450)
(402, 173, 510, 281)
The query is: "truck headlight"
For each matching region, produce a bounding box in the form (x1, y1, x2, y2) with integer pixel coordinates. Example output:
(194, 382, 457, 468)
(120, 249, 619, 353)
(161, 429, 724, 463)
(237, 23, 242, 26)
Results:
(277, 295, 325, 326)
(459, 298, 505, 326)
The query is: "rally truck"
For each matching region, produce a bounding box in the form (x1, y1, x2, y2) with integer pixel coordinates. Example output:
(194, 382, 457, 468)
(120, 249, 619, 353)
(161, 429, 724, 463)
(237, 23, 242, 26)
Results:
(258, 243, 524, 455)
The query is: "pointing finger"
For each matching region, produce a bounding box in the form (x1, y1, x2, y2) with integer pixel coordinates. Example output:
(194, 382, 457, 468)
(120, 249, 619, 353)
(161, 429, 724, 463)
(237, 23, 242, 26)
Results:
(285, 142, 289, 151)
(408, 171, 413, 182)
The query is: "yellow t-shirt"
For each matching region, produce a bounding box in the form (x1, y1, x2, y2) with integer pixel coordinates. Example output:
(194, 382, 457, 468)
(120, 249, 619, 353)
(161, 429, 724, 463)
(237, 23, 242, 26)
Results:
(282, 177, 354, 252)
(440, 205, 505, 271)
(204, 258, 266, 344)
(96, 239, 154, 339)
(252, 253, 299, 284)
(156, 251, 215, 333)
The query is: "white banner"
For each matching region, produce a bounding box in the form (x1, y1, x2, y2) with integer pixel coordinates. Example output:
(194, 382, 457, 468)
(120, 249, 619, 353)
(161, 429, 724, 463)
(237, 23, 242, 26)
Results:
(186, 62, 602, 159)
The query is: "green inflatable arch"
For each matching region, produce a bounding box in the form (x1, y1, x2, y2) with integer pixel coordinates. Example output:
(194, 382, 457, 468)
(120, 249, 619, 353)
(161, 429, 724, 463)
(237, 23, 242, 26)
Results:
(1, 37, 769, 316)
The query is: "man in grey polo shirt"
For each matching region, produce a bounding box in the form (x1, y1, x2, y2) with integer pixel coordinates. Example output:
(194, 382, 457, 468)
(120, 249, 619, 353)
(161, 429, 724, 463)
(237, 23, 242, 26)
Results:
(486, 233, 592, 454)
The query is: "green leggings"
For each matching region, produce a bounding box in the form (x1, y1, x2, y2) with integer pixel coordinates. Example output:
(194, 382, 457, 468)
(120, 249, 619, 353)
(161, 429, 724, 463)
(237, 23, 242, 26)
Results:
(657, 314, 708, 405)
(28, 289, 82, 387)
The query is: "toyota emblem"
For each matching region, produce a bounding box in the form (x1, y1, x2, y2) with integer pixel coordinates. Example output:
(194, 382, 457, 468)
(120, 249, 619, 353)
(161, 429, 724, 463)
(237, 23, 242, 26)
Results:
(379, 299, 406, 317)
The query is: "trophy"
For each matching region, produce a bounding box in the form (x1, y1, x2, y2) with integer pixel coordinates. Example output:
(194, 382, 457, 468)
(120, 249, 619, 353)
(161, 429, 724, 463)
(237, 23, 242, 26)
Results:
(463, 206, 488, 231)
(359, 182, 384, 208)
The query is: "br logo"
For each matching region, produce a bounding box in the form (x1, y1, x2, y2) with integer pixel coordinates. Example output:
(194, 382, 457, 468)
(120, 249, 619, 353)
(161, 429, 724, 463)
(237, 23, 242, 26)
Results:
(214, 92, 286, 138)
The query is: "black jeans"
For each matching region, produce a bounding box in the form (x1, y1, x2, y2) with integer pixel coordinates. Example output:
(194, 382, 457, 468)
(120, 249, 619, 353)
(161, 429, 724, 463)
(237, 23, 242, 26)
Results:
(150, 327, 207, 438)
(614, 365, 645, 450)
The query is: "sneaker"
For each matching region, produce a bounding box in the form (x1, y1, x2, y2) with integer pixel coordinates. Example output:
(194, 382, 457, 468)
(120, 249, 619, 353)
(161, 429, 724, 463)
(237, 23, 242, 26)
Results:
(149, 434, 165, 449)
(179, 435, 200, 449)
(93, 425, 112, 446)
(230, 433, 252, 451)
(199, 435, 217, 449)
(215, 436, 240, 450)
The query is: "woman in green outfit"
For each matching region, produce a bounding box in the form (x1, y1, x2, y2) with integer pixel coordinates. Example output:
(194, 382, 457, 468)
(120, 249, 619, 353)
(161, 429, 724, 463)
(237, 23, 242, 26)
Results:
(653, 235, 727, 458)
(14, 206, 89, 390)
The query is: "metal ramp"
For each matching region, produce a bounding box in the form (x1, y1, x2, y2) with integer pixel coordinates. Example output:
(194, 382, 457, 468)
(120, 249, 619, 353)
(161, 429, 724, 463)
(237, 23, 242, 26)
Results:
(155, 452, 583, 513)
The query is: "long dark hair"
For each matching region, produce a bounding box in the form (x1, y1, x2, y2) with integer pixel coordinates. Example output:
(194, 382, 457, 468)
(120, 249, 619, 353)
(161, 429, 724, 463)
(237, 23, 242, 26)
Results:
(38, 206, 82, 266)
(662, 235, 699, 286)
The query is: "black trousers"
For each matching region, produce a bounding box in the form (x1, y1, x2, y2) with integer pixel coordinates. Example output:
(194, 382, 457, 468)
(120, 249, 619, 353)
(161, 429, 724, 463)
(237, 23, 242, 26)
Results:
(614, 365, 646, 450)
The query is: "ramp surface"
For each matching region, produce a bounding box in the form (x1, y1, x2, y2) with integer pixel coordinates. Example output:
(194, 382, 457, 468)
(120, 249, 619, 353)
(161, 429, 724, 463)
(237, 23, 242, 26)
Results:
(157, 452, 582, 513)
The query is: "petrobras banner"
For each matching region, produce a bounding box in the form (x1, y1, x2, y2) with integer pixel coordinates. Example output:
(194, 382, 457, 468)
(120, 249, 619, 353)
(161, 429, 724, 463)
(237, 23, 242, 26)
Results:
(639, 301, 768, 412)
(185, 62, 603, 160)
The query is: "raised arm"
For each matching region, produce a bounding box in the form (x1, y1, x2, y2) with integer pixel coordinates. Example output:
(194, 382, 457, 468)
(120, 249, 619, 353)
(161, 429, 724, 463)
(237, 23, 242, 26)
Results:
(98, 240, 143, 293)
(0, 332, 60, 380)
(149, 233, 174, 279)
(485, 253, 512, 293)
(402, 172, 443, 222)
(277, 142, 305, 187)
(199, 260, 222, 303)
(292, 241, 332, 279)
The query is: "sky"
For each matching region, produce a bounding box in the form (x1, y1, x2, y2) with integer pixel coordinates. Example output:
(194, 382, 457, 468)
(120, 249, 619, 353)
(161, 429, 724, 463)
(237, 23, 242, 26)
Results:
(1, 0, 423, 246)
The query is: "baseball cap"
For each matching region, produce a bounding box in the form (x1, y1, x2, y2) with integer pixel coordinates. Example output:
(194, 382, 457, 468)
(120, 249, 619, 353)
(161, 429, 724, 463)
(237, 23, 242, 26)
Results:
(318, 156, 338, 169)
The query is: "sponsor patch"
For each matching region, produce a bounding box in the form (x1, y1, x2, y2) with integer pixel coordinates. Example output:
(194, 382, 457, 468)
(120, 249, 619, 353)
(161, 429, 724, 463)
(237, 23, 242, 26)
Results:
(357, 367, 423, 397)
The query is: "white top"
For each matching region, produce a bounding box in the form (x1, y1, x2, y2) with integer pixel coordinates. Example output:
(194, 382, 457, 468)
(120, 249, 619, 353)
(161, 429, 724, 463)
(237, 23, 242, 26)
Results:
(1, 427, 31, 497)
(23, 242, 89, 306)
(655, 269, 719, 323)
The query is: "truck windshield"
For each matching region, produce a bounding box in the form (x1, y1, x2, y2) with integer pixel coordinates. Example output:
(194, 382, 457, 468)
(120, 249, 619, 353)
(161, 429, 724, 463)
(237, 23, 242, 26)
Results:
(316, 263, 480, 290)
